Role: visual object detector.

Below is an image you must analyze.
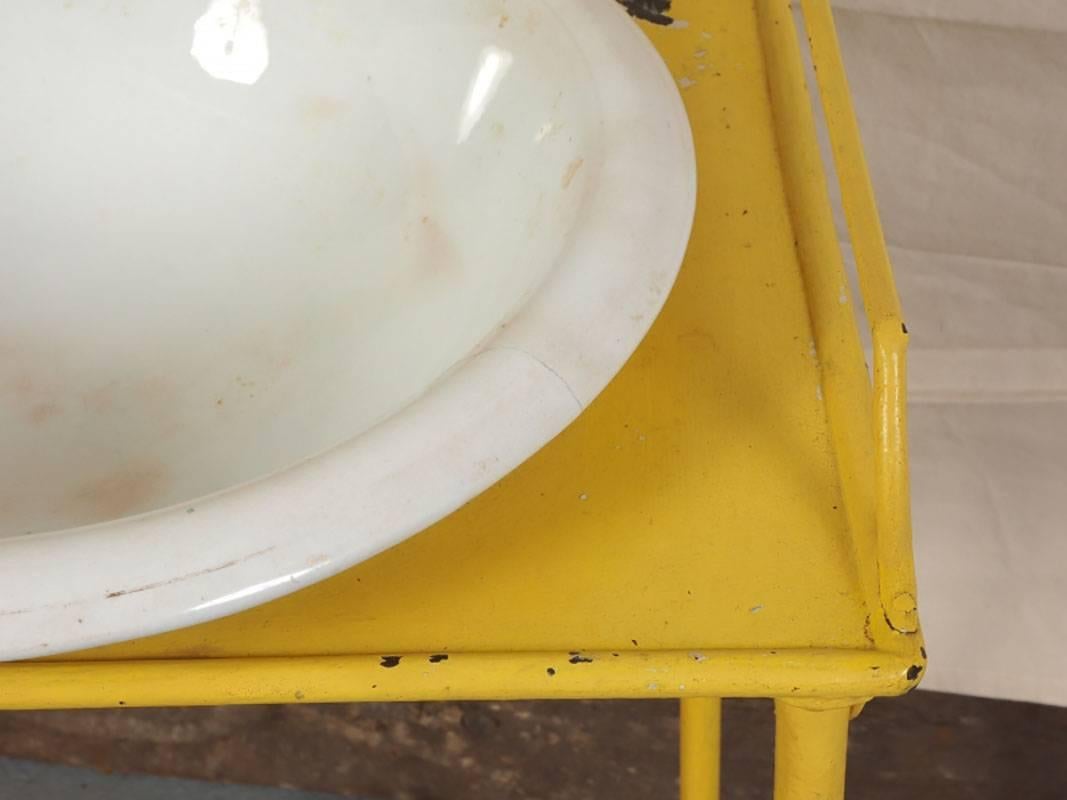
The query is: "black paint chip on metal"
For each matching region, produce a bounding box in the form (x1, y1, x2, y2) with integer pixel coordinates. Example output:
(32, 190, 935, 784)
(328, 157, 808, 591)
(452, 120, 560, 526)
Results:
(617, 0, 674, 26)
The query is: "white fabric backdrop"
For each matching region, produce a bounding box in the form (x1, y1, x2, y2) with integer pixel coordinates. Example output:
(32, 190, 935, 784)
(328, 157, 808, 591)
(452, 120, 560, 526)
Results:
(827, 3, 1067, 706)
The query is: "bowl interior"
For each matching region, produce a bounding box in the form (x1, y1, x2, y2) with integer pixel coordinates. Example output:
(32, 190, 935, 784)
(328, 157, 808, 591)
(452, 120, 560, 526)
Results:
(0, 0, 598, 537)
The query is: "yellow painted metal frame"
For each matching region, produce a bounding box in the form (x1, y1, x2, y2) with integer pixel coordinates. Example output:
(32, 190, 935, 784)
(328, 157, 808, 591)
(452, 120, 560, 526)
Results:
(1, 0, 921, 796)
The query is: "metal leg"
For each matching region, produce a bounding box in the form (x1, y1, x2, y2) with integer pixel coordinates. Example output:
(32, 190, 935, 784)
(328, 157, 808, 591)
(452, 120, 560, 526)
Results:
(680, 697, 721, 800)
(773, 700, 850, 800)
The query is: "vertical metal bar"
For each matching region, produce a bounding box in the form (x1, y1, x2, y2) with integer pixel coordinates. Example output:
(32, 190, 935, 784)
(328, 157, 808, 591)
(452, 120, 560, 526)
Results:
(798, 0, 918, 635)
(773, 700, 849, 800)
(680, 697, 722, 800)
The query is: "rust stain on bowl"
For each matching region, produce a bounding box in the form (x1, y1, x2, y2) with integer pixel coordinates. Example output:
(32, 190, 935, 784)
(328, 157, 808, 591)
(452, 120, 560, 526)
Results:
(68, 464, 168, 524)
(561, 157, 584, 189)
(140, 375, 176, 403)
(27, 402, 62, 426)
(81, 381, 119, 414)
(301, 96, 349, 125)
(416, 215, 460, 277)
(5, 371, 35, 401)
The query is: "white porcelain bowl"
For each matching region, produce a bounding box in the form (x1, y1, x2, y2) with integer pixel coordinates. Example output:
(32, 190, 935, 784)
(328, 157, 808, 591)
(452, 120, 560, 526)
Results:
(0, 0, 695, 659)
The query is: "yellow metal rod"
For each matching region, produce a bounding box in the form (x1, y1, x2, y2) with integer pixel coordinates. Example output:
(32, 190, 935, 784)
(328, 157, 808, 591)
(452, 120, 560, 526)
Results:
(753, 0, 884, 625)
(680, 697, 722, 800)
(798, 0, 918, 636)
(0, 649, 922, 711)
(797, 0, 901, 328)
(773, 700, 850, 800)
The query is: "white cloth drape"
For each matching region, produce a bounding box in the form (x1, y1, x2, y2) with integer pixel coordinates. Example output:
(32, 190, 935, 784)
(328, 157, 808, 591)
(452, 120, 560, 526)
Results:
(828, 2, 1067, 706)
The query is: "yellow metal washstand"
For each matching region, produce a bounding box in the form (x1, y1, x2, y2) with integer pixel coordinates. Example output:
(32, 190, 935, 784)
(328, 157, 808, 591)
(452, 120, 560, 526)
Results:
(0, 1, 924, 797)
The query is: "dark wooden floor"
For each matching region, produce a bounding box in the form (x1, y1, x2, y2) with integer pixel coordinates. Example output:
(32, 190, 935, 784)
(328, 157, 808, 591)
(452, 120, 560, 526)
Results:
(0, 690, 1063, 799)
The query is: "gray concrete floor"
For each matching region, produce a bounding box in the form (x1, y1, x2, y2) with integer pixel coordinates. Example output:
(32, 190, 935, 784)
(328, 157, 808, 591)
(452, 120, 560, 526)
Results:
(0, 690, 1063, 799)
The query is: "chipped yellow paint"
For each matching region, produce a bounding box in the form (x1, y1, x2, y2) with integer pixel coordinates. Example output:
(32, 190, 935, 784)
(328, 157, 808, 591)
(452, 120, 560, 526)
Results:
(0, 0, 922, 727)
(0, 650, 920, 711)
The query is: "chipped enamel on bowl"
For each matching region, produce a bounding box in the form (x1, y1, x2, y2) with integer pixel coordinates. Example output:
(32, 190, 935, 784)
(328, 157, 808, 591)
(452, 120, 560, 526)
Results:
(0, 0, 695, 660)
